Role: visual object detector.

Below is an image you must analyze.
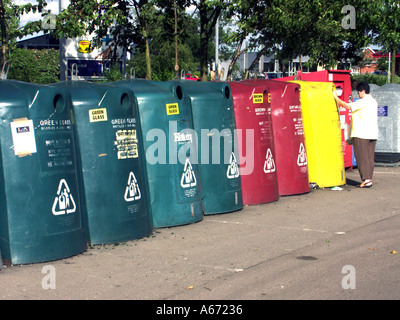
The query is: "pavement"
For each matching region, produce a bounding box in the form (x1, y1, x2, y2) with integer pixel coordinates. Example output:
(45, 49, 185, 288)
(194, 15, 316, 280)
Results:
(1, 165, 400, 303)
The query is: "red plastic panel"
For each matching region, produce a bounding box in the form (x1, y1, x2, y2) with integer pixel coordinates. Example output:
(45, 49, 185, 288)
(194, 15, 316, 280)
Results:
(229, 82, 279, 205)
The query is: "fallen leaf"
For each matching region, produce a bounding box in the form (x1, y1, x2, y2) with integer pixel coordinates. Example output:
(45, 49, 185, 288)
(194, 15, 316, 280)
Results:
(187, 285, 194, 290)
(391, 250, 398, 254)
(369, 248, 376, 250)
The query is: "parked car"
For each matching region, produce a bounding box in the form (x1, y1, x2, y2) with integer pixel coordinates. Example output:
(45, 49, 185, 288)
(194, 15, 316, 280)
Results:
(373, 71, 388, 76)
(266, 72, 280, 79)
(184, 73, 201, 81)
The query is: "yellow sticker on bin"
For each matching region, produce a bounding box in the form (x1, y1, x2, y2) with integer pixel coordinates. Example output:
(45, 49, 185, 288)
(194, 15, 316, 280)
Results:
(166, 103, 179, 115)
(253, 94, 263, 104)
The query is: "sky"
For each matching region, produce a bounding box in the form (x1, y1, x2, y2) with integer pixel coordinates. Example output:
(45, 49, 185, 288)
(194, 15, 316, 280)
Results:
(16, 0, 60, 26)
(14, 0, 62, 40)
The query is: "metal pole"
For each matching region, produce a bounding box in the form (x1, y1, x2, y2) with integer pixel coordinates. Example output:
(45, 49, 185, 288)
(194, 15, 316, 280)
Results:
(215, 17, 219, 80)
(59, 0, 67, 81)
(174, 1, 179, 79)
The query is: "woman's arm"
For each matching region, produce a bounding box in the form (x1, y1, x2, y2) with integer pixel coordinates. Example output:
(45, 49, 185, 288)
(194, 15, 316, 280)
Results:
(333, 91, 351, 110)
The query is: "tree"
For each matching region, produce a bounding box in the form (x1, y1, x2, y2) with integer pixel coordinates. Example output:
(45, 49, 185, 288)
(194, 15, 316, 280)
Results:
(0, 0, 20, 65)
(223, 0, 377, 77)
(127, 4, 199, 80)
(223, 0, 267, 81)
(50, 0, 155, 78)
(263, 0, 375, 70)
(196, 0, 222, 80)
(372, 0, 400, 82)
(376, 56, 389, 73)
(1, 0, 55, 71)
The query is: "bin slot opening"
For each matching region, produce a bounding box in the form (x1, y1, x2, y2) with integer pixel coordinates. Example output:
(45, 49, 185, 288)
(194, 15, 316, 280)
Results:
(121, 93, 131, 110)
(176, 85, 183, 100)
(224, 86, 230, 99)
(53, 94, 65, 112)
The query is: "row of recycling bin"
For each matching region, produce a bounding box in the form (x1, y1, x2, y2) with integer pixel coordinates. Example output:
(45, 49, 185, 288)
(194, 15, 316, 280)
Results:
(0, 78, 346, 266)
(354, 83, 400, 164)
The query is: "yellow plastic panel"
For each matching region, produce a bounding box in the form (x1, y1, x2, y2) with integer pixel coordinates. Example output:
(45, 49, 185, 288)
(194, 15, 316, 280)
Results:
(291, 81, 345, 188)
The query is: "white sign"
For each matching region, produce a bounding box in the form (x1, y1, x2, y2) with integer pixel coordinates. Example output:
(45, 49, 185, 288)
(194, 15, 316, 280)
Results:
(297, 143, 308, 167)
(52, 179, 77, 215)
(263, 148, 276, 173)
(227, 152, 240, 179)
(180, 158, 197, 188)
(124, 172, 141, 202)
(10, 119, 37, 156)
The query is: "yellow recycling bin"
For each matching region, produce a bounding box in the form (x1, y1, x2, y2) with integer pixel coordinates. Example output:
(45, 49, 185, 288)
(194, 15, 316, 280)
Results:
(290, 81, 345, 188)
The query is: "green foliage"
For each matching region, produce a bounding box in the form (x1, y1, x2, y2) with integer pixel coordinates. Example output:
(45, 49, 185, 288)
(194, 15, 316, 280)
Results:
(127, 41, 199, 81)
(370, 0, 400, 81)
(3, 0, 400, 83)
(103, 63, 124, 82)
(0, 0, 20, 62)
(372, 1, 400, 52)
(376, 57, 388, 72)
(7, 48, 60, 83)
(351, 74, 400, 88)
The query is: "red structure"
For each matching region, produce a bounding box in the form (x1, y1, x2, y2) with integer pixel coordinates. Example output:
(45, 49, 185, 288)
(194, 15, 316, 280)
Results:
(242, 80, 310, 196)
(229, 82, 279, 205)
(372, 51, 400, 75)
(277, 70, 353, 168)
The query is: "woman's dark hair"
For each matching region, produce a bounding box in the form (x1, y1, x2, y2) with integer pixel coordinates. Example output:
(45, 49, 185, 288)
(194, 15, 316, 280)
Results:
(356, 81, 370, 94)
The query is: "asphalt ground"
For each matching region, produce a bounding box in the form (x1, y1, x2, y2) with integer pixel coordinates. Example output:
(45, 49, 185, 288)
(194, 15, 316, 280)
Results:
(1, 165, 399, 306)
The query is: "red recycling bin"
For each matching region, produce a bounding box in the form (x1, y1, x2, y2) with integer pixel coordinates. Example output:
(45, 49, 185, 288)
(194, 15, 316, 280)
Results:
(243, 80, 310, 196)
(229, 82, 279, 205)
(277, 70, 353, 168)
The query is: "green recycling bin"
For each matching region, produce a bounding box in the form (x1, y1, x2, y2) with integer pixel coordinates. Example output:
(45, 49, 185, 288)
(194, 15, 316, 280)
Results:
(113, 80, 203, 227)
(177, 81, 243, 215)
(0, 80, 87, 265)
(50, 81, 153, 245)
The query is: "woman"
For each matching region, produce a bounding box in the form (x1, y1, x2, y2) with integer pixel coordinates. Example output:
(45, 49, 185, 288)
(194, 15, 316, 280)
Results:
(334, 81, 378, 188)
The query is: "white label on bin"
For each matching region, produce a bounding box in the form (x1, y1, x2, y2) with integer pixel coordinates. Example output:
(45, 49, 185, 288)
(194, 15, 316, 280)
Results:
(297, 143, 308, 167)
(115, 129, 138, 159)
(124, 171, 141, 202)
(10, 119, 37, 156)
(52, 179, 77, 215)
(227, 152, 240, 179)
(180, 158, 197, 188)
(264, 148, 276, 173)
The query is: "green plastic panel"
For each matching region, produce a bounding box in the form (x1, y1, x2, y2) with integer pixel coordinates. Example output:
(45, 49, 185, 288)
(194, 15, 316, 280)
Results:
(114, 80, 203, 227)
(0, 80, 87, 265)
(50, 81, 153, 245)
(178, 81, 243, 215)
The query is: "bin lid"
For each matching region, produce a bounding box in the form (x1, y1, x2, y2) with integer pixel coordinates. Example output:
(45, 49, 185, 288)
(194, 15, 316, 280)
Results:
(374, 83, 400, 92)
